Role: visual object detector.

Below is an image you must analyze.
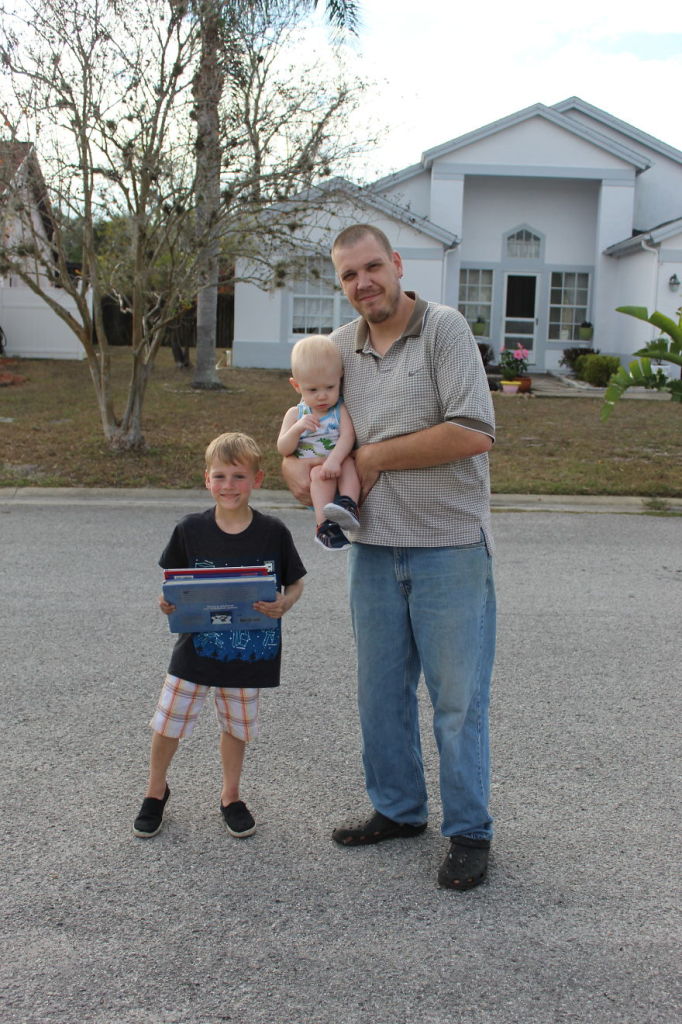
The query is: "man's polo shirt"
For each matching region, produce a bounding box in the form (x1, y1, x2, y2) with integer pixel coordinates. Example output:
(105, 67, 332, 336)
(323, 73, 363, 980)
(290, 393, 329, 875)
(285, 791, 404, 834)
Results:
(331, 294, 495, 549)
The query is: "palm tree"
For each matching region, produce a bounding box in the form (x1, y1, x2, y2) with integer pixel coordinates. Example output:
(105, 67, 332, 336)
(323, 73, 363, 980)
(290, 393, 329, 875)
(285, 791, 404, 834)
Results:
(190, 0, 359, 389)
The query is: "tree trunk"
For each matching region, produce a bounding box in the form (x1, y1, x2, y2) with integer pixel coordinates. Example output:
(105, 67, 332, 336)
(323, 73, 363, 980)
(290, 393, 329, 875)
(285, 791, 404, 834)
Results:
(192, 1, 224, 390)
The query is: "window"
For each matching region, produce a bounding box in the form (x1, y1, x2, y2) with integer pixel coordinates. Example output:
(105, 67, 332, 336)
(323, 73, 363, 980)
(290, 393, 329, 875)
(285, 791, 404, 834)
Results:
(291, 258, 354, 335)
(548, 272, 589, 340)
(506, 229, 541, 259)
(458, 268, 493, 334)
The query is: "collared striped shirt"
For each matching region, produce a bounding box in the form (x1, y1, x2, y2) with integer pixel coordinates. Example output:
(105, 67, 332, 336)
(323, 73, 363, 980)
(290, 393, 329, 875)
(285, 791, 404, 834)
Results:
(331, 294, 495, 549)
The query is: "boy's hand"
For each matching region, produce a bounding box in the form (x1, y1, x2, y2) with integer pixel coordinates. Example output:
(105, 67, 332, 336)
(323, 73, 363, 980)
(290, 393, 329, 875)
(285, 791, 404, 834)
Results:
(159, 595, 176, 615)
(253, 592, 291, 620)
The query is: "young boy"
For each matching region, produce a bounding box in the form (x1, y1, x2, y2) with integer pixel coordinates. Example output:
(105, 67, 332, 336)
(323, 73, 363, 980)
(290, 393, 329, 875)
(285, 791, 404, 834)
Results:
(133, 432, 305, 839)
(277, 334, 360, 551)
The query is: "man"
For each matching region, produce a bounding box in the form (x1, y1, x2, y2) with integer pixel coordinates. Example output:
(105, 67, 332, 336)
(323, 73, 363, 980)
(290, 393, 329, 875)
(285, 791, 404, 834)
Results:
(283, 224, 496, 890)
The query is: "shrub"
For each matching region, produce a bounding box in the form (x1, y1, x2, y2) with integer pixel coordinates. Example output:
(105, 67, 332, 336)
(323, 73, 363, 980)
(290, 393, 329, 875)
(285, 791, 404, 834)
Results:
(579, 354, 621, 387)
(560, 346, 600, 371)
(574, 353, 590, 378)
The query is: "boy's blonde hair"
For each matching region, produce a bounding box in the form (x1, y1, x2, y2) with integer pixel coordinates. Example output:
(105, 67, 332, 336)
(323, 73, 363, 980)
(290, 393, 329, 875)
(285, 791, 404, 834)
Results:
(290, 334, 342, 380)
(204, 432, 262, 471)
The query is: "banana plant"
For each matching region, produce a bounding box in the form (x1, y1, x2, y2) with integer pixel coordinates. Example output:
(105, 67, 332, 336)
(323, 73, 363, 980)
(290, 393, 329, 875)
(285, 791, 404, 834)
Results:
(600, 305, 682, 420)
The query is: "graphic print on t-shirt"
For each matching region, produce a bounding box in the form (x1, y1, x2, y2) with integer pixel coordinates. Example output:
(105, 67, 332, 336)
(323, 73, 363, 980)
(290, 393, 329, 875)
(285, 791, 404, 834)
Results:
(191, 559, 280, 663)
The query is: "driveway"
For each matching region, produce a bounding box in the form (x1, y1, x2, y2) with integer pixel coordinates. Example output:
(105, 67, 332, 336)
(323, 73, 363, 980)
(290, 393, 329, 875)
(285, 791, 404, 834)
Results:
(1, 490, 679, 1024)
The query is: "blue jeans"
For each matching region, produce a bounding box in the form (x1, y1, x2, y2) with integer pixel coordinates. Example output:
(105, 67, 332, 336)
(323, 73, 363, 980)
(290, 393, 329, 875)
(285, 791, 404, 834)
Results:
(347, 540, 496, 839)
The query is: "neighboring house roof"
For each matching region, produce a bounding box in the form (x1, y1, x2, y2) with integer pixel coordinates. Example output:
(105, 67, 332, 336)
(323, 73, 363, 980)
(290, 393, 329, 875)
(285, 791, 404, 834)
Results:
(604, 216, 682, 257)
(297, 176, 459, 247)
(0, 140, 33, 191)
(553, 96, 682, 167)
(0, 139, 55, 244)
(370, 98, 652, 192)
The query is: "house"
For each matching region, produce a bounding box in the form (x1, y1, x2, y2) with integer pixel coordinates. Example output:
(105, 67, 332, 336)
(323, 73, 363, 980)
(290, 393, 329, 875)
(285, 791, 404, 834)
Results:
(232, 98, 682, 372)
(0, 141, 83, 360)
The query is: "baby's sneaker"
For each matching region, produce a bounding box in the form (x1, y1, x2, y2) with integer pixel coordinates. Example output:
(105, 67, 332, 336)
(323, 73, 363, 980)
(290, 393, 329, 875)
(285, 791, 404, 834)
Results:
(315, 519, 351, 551)
(323, 495, 360, 531)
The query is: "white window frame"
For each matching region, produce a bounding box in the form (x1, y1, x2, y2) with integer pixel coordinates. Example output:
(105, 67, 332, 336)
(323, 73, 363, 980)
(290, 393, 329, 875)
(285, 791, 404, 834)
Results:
(291, 257, 354, 336)
(458, 268, 494, 336)
(548, 271, 590, 341)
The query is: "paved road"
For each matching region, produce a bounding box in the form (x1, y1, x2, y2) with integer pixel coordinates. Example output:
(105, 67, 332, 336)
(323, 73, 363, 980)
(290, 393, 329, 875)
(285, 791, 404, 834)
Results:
(1, 491, 679, 1024)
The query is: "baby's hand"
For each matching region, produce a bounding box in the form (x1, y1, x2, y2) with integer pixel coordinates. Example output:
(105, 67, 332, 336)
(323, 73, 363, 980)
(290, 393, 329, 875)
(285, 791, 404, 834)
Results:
(320, 458, 341, 479)
(159, 595, 176, 616)
(297, 413, 320, 433)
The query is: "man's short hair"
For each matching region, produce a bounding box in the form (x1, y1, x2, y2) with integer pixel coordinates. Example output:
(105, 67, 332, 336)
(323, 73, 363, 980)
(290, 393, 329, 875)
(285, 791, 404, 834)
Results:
(290, 334, 342, 380)
(331, 224, 393, 258)
(205, 432, 262, 471)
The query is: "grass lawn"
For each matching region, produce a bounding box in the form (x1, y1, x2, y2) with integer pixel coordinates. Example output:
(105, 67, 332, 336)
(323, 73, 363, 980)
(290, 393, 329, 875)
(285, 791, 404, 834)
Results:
(1, 348, 681, 496)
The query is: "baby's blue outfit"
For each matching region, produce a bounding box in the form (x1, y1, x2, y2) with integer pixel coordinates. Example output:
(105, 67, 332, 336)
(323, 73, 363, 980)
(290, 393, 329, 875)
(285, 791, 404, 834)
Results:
(295, 399, 342, 458)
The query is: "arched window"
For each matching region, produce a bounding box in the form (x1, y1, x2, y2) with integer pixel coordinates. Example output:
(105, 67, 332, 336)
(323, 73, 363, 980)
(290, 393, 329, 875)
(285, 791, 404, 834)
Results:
(506, 228, 541, 259)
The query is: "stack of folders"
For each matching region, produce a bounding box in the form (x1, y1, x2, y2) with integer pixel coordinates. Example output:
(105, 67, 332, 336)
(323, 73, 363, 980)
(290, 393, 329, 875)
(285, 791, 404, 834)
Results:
(162, 565, 277, 634)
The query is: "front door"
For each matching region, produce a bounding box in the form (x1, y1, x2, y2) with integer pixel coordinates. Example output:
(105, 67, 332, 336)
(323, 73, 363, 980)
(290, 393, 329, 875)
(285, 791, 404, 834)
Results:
(503, 274, 538, 363)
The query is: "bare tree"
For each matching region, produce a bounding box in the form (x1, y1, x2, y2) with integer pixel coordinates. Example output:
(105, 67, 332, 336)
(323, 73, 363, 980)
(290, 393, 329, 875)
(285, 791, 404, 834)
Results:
(0, 0, 366, 446)
(0, 0, 201, 449)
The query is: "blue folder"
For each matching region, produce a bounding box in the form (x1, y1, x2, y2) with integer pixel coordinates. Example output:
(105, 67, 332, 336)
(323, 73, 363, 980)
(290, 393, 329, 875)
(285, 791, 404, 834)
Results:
(162, 573, 277, 633)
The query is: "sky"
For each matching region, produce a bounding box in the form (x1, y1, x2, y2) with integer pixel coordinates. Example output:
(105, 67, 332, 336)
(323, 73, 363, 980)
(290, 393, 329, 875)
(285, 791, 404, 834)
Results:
(313, 0, 682, 182)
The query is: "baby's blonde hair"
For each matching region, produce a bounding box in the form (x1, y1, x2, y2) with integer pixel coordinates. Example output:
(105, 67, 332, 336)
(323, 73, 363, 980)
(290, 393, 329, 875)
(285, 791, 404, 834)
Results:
(204, 432, 262, 471)
(290, 334, 342, 380)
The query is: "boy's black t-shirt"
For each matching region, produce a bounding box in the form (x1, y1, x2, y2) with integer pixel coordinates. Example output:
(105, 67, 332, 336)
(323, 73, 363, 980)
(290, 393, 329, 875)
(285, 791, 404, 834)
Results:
(159, 507, 306, 688)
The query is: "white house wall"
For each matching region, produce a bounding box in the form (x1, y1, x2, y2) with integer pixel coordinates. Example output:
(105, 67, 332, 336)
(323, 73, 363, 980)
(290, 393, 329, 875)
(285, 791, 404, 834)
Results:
(1, 285, 84, 360)
(460, 177, 599, 264)
(233, 208, 445, 369)
(561, 109, 682, 231)
(433, 116, 635, 175)
(378, 171, 432, 221)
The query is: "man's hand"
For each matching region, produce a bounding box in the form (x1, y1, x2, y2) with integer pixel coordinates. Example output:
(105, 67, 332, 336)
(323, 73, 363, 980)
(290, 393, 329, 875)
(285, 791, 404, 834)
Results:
(353, 445, 381, 503)
(281, 455, 313, 504)
(159, 595, 175, 615)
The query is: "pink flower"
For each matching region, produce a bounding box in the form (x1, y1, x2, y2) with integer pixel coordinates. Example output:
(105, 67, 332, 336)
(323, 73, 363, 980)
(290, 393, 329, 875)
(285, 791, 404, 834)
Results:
(513, 347, 529, 359)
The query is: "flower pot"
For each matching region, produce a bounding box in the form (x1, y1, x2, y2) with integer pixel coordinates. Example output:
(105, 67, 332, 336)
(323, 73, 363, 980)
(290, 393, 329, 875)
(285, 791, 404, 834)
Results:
(578, 326, 593, 342)
(517, 375, 532, 393)
(500, 380, 520, 394)
(472, 321, 487, 337)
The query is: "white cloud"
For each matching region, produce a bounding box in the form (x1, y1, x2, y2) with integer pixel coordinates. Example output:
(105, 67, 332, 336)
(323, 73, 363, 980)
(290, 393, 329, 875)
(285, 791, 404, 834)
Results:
(334, 0, 682, 180)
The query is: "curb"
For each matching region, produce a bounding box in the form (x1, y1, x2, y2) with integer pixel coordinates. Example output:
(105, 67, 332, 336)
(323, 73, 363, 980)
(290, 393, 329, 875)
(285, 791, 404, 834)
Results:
(1, 487, 680, 515)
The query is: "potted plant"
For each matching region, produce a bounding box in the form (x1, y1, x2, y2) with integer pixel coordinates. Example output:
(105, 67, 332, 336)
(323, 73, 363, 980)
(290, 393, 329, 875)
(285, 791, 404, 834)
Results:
(472, 316, 487, 337)
(578, 321, 593, 342)
(498, 345, 531, 392)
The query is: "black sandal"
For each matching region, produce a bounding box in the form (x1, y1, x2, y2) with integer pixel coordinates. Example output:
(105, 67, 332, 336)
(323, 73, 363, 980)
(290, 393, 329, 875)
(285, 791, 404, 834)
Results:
(332, 810, 427, 846)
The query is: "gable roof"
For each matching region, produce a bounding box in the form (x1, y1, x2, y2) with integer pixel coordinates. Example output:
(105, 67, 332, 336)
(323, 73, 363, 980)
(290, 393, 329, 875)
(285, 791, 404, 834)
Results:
(0, 140, 56, 247)
(298, 176, 459, 247)
(604, 216, 682, 257)
(370, 99, 652, 192)
(0, 140, 33, 194)
(553, 97, 682, 167)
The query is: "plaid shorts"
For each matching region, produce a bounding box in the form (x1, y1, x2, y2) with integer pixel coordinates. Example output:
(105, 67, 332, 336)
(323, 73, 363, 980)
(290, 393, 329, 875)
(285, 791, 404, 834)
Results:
(150, 674, 260, 741)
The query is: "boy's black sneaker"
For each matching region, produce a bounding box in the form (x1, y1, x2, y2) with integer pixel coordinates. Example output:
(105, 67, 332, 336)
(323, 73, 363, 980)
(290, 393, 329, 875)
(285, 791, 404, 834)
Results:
(133, 785, 170, 838)
(221, 800, 256, 838)
(323, 495, 360, 532)
(315, 519, 350, 551)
